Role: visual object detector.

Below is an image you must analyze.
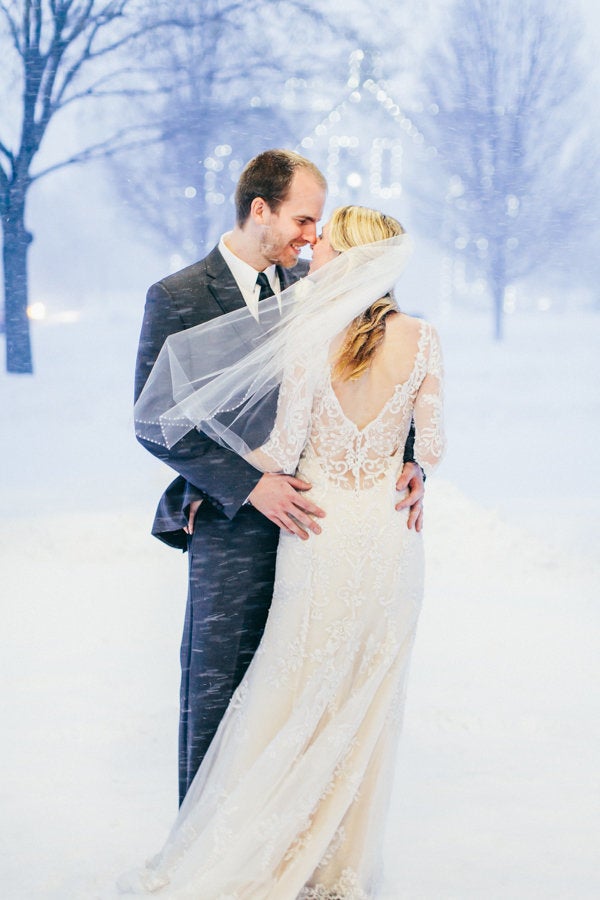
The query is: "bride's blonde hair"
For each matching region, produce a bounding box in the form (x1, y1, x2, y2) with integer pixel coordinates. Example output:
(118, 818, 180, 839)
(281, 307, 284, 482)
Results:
(329, 206, 405, 382)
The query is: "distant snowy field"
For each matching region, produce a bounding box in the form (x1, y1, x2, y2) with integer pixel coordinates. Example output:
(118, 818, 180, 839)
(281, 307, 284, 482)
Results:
(1, 304, 599, 898)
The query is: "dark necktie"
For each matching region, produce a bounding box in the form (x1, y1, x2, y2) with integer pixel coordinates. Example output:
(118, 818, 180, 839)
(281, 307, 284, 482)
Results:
(256, 271, 275, 301)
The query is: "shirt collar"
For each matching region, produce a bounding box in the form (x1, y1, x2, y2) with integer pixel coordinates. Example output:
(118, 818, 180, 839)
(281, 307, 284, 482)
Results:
(219, 233, 278, 321)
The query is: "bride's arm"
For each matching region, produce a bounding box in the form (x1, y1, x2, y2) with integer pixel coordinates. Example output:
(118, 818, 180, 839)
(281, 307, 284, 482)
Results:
(413, 323, 446, 475)
(244, 359, 316, 474)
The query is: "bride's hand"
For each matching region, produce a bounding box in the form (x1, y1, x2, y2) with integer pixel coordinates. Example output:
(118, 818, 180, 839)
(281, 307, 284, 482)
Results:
(395, 462, 424, 532)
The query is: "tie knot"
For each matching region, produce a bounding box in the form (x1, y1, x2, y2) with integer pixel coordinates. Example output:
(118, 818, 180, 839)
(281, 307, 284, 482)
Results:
(256, 271, 274, 301)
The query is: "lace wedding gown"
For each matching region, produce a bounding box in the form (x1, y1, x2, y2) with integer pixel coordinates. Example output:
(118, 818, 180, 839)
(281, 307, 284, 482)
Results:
(121, 319, 444, 899)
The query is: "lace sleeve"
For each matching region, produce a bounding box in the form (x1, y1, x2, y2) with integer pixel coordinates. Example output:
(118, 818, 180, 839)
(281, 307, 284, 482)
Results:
(413, 323, 445, 476)
(244, 356, 319, 474)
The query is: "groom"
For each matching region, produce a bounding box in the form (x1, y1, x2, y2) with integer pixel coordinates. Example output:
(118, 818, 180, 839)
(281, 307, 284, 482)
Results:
(134, 149, 424, 804)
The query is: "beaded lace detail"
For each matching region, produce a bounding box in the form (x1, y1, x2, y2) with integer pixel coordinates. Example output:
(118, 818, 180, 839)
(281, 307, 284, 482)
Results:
(256, 318, 444, 485)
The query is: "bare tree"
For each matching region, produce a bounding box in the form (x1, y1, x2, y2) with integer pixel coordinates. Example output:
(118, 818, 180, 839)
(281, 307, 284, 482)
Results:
(413, 0, 600, 339)
(0, 0, 184, 374)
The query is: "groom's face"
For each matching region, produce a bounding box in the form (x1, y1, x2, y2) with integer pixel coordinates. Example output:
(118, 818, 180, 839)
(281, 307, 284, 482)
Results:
(259, 170, 326, 269)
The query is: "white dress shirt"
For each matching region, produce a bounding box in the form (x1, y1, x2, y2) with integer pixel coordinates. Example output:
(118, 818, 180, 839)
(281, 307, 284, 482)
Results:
(218, 233, 279, 321)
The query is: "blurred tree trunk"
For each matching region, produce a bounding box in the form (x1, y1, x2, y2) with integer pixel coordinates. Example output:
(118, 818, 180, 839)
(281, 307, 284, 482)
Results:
(2, 182, 32, 372)
(491, 254, 506, 342)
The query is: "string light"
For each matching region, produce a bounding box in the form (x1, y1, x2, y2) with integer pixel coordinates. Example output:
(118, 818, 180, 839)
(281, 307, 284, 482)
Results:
(291, 51, 435, 205)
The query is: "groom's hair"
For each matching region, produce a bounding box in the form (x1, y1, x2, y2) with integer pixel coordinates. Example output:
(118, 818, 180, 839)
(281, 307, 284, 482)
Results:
(235, 149, 326, 225)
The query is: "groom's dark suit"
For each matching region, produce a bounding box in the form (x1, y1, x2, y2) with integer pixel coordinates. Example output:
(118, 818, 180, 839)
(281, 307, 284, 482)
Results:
(134, 246, 308, 804)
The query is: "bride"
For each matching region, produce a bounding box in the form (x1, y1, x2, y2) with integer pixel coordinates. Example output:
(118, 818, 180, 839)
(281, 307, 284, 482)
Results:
(126, 205, 445, 899)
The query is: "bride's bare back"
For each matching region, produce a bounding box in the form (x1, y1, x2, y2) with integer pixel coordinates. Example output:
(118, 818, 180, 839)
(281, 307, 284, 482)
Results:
(330, 312, 425, 431)
(248, 311, 443, 493)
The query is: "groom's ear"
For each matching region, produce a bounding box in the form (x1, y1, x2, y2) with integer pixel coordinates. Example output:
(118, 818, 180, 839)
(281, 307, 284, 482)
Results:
(250, 196, 270, 224)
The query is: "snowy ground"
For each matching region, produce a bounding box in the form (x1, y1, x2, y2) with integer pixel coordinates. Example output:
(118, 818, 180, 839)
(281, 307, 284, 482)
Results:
(1, 303, 599, 898)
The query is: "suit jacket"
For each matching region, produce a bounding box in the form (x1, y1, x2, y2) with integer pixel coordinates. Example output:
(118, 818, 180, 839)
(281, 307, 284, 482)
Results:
(134, 246, 309, 549)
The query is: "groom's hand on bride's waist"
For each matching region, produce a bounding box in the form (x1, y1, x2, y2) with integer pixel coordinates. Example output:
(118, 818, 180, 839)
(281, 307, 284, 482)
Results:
(395, 462, 425, 532)
(247, 473, 326, 540)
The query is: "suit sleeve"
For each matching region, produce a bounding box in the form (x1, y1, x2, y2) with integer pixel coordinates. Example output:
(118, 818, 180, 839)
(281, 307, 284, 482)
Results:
(402, 420, 416, 465)
(134, 281, 262, 519)
(134, 282, 185, 403)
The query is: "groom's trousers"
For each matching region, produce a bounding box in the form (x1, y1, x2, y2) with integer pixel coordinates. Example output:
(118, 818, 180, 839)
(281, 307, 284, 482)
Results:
(179, 501, 279, 805)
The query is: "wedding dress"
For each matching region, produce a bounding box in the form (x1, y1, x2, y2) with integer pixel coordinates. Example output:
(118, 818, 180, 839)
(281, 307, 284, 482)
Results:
(122, 317, 444, 899)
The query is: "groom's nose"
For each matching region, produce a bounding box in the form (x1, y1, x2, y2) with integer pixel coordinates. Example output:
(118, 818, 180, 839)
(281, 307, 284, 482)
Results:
(302, 223, 318, 246)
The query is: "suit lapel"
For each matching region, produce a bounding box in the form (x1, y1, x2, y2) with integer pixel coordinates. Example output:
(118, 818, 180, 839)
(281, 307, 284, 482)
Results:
(205, 247, 247, 317)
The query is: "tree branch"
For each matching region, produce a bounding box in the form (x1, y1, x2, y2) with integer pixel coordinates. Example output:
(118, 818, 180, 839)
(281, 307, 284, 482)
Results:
(0, 138, 15, 167)
(0, 0, 23, 54)
(0, 153, 10, 192)
(33, 0, 42, 51)
(52, 12, 188, 110)
(58, 84, 169, 108)
(29, 125, 162, 181)
(22, 0, 31, 53)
